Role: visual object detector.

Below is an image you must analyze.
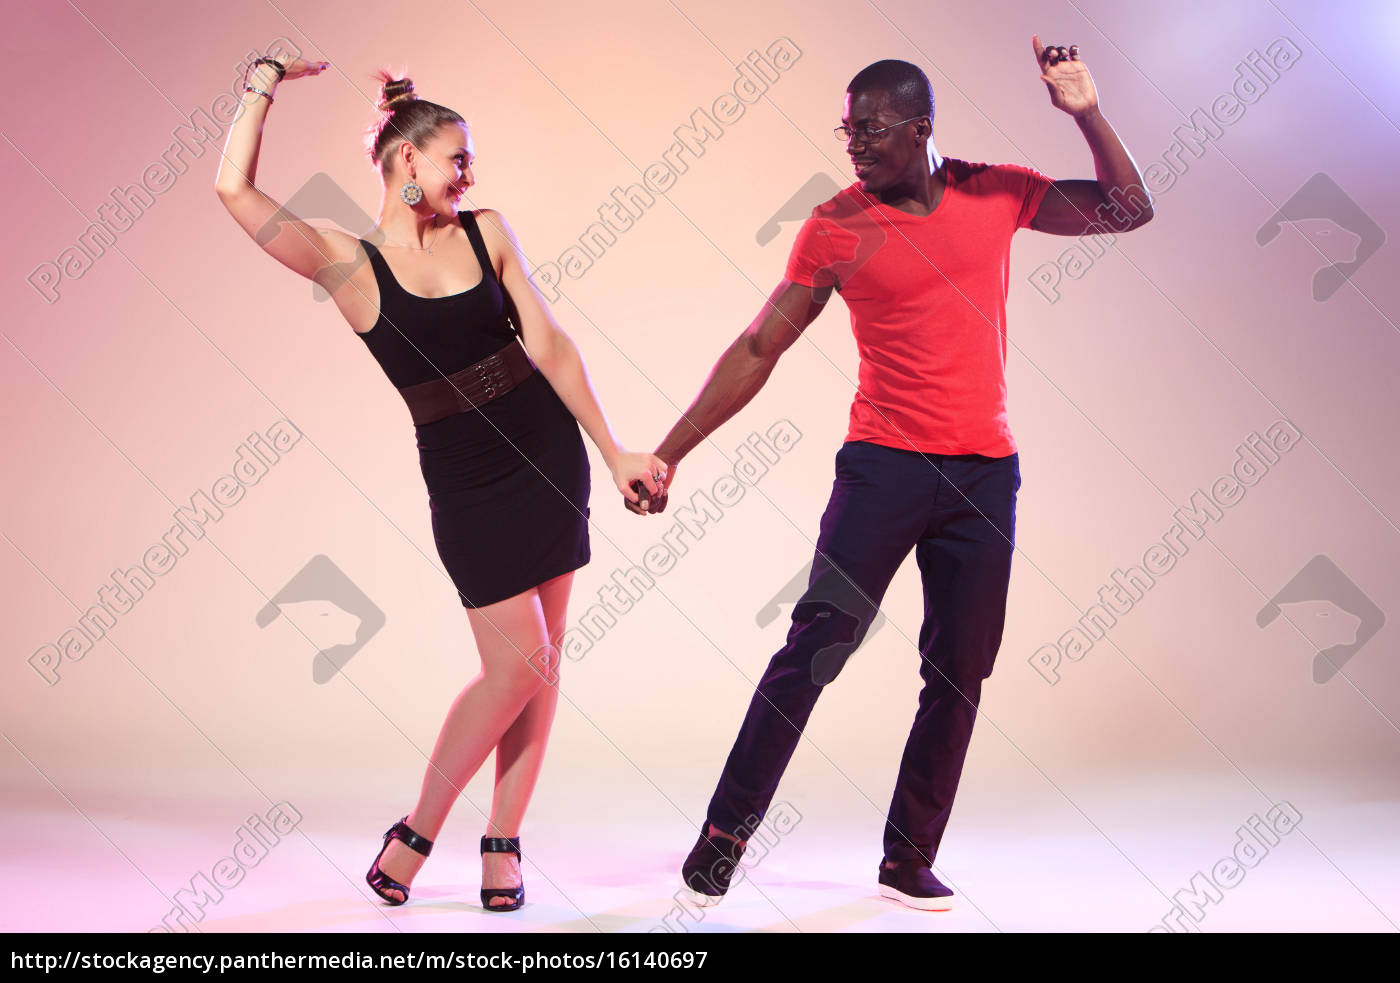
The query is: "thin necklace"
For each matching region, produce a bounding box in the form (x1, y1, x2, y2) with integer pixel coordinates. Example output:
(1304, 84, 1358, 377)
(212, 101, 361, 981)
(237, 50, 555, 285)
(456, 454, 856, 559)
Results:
(377, 221, 444, 255)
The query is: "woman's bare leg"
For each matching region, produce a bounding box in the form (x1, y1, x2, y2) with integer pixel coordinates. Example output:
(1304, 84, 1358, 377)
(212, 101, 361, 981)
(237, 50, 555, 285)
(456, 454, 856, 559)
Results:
(480, 571, 573, 903)
(489, 570, 571, 834)
(370, 586, 552, 902)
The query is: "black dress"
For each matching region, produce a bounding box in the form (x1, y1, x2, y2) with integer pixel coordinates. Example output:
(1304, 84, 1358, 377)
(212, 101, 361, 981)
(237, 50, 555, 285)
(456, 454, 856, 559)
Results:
(355, 209, 591, 608)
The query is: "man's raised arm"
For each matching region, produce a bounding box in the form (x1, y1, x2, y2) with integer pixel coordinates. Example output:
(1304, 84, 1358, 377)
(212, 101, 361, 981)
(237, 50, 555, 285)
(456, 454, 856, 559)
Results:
(1027, 35, 1154, 236)
(627, 278, 830, 515)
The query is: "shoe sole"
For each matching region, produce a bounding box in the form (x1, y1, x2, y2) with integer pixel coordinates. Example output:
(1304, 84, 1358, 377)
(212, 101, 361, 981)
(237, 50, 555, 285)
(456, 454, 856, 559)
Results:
(878, 883, 954, 911)
(679, 876, 726, 908)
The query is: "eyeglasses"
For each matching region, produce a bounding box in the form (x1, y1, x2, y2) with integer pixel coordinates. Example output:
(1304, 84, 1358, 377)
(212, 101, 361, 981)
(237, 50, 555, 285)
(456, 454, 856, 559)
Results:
(834, 116, 924, 143)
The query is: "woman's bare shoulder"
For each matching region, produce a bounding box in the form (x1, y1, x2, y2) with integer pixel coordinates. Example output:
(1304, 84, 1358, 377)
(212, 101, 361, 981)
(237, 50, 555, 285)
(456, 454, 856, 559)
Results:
(473, 207, 521, 245)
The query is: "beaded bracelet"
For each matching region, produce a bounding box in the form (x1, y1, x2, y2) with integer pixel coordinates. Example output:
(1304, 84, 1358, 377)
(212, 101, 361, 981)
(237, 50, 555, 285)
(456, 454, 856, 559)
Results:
(240, 56, 286, 105)
(252, 56, 287, 80)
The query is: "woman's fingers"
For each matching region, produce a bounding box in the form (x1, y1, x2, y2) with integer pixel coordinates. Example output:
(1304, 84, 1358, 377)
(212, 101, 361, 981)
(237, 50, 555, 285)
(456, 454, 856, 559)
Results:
(620, 456, 672, 515)
(284, 57, 329, 80)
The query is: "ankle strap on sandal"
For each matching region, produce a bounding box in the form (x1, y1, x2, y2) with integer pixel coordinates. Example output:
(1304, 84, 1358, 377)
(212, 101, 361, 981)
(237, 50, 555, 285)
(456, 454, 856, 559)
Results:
(481, 835, 521, 859)
(387, 816, 434, 857)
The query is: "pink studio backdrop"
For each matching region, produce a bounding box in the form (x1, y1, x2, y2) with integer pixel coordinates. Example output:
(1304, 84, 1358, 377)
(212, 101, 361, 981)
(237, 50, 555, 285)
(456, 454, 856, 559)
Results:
(2, 0, 1396, 932)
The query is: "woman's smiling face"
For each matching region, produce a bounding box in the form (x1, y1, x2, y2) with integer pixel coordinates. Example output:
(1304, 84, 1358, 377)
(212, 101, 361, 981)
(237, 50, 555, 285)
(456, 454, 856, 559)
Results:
(425, 121, 475, 211)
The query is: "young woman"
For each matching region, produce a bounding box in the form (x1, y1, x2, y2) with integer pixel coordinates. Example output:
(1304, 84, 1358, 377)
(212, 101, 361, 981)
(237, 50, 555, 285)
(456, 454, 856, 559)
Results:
(215, 54, 668, 912)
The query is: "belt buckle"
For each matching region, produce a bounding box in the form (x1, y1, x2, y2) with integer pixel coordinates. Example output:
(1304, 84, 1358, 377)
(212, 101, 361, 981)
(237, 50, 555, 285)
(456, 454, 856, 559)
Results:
(471, 360, 490, 406)
(479, 355, 501, 402)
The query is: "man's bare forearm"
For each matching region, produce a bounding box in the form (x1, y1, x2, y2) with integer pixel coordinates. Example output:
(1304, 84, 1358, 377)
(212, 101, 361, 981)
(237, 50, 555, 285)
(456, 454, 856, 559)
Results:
(1076, 108, 1152, 225)
(656, 336, 777, 465)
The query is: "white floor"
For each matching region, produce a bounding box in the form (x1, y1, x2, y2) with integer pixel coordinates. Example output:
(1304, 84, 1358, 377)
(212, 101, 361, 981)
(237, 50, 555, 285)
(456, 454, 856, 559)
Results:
(4, 766, 1397, 933)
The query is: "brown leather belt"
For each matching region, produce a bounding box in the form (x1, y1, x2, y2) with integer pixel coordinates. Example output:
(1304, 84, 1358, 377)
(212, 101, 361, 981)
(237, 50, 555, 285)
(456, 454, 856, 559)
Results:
(396, 341, 538, 426)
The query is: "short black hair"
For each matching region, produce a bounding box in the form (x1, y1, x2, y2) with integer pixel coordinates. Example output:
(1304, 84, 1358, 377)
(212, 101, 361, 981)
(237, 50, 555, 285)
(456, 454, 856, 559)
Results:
(847, 59, 934, 120)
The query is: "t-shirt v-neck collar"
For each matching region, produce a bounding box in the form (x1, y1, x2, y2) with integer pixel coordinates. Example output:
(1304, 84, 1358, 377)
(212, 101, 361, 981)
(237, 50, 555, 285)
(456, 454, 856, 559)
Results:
(866, 158, 957, 221)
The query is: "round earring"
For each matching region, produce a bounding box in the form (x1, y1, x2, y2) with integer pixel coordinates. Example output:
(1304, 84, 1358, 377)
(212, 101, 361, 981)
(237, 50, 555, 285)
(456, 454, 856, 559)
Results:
(399, 180, 423, 206)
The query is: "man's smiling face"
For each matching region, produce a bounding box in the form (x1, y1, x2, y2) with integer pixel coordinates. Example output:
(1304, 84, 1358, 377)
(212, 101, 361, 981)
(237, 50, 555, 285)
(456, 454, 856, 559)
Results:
(842, 88, 926, 193)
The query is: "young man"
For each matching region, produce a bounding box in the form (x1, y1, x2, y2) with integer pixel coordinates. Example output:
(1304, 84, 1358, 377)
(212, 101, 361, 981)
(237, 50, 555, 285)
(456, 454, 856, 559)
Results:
(630, 40, 1153, 910)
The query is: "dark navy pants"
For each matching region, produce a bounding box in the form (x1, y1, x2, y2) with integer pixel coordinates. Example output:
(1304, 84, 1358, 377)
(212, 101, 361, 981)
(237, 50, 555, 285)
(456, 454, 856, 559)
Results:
(705, 439, 1020, 866)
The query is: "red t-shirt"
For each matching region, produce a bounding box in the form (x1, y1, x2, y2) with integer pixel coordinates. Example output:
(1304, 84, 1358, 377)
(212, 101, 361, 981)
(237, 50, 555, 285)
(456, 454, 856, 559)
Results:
(784, 157, 1054, 457)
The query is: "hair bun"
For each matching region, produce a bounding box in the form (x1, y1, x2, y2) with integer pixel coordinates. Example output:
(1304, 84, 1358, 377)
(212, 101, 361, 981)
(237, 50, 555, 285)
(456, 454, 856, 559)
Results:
(378, 77, 417, 112)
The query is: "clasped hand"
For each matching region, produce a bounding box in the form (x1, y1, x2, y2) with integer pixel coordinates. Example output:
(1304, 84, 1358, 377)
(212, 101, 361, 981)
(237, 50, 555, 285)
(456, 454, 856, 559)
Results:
(612, 453, 672, 515)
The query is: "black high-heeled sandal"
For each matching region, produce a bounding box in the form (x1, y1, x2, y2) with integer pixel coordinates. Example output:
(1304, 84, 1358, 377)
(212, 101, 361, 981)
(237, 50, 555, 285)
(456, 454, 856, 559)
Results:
(365, 816, 434, 905)
(480, 836, 524, 912)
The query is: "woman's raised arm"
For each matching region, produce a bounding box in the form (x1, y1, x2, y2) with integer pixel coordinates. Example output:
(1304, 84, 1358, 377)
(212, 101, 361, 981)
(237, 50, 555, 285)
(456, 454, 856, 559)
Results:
(214, 55, 356, 288)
